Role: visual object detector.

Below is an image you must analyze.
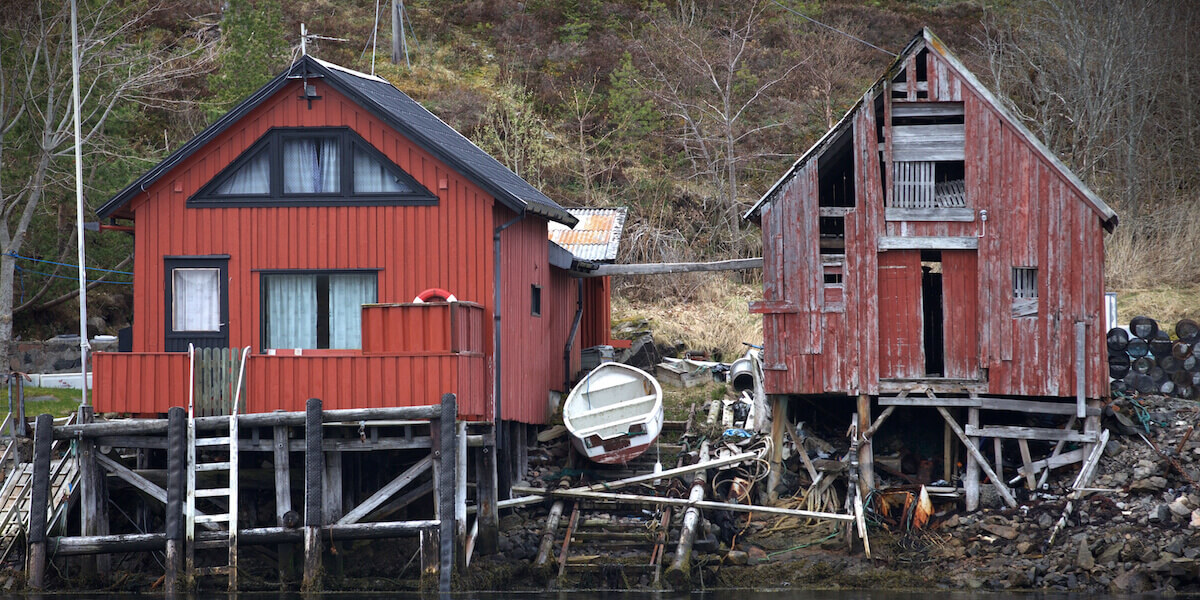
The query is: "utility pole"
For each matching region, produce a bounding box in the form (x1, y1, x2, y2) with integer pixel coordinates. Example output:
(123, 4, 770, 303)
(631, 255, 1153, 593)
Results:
(391, 1, 410, 67)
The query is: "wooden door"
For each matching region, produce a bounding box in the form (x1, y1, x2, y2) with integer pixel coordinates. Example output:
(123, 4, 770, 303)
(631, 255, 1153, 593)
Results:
(877, 250, 924, 378)
(941, 250, 980, 379)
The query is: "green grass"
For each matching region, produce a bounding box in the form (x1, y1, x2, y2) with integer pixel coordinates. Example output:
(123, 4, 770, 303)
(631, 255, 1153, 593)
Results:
(0, 386, 82, 418)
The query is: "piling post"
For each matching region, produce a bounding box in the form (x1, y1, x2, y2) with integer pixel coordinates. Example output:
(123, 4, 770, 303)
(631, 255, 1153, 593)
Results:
(78, 404, 110, 577)
(455, 420, 467, 569)
(27, 413, 53, 590)
(965, 407, 980, 511)
(767, 395, 786, 501)
(857, 394, 874, 495)
(165, 406, 185, 595)
(302, 398, 324, 591)
(474, 425, 499, 554)
(665, 440, 710, 588)
(273, 423, 294, 583)
(436, 393, 457, 592)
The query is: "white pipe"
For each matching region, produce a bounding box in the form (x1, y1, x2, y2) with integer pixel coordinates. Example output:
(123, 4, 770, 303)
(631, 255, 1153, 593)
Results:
(70, 0, 90, 407)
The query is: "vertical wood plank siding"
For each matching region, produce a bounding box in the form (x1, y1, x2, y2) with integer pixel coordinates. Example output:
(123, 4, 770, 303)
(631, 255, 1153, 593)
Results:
(580, 277, 612, 349)
(758, 44, 1108, 400)
(99, 81, 572, 422)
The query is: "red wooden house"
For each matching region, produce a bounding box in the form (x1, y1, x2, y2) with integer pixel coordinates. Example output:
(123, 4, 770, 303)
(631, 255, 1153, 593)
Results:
(746, 29, 1117, 404)
(91, 56, 597, 428)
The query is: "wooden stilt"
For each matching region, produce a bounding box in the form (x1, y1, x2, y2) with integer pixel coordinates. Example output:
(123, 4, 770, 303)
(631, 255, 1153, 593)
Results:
(943, 418, 953, 483)
(273, 424, 293, 584)
(665, 441, 710, 589)
(78, 405, 110, 577)
(965, 407, 980, 511)
(436, 393, 456, 592)
(993, 438, 1004, 485)
(474, 428, 499, 554)
(767, 396, 787, 501)
(165, 407, 185, 597)
(857, 394, 874, 495)
(936, 406, 1016, 508)
(27, 414, 53, 591)
(302, 398, 324, 592)
(1017, 439, 1037, 490)
(455, 421, 467, 570)
(323, 448, 344, 581)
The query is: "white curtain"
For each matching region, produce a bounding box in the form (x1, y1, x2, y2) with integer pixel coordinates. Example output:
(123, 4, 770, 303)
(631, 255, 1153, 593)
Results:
(329, 273, 376, 349)
(284, 138, 340, 194)
(214, 151, 270, 195)
(266, 274, 317, 349)
(353, 147, 409, 193)
(173, 268, 220, 331)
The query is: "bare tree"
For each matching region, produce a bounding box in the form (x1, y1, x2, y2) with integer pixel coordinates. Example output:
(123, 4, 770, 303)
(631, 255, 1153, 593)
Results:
(637, 1, 805, 250)
(0, 0, 213, 368)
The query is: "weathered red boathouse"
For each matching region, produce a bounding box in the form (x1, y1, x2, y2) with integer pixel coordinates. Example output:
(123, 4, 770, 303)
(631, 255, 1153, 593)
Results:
(747, 28, 1116, 401)
(748, 30, 1118, 507)
(91, 55, 601, 427)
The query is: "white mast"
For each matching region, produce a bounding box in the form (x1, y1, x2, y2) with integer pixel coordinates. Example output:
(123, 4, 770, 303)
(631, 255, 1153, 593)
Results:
(70, 0, 90, 406)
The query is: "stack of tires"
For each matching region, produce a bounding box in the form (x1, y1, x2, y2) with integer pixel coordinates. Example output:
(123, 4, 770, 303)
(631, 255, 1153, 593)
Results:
(1108, 316, 1200, 398)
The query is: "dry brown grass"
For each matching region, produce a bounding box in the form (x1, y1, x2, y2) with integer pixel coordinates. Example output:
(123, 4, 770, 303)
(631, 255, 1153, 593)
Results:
(1114, 286, 1200, 336)
(1106, 198, 1200, 290)
(612, 275, 763, 361)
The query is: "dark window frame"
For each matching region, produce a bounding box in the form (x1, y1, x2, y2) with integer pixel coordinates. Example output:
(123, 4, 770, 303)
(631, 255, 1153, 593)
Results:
(530, 284, 542, 317)
(258, 269, 380, 352)
(190, 126, 438, 207)
(164, 255, 230, 352)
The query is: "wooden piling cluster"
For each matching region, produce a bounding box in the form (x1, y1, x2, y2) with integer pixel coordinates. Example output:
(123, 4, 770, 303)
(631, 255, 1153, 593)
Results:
(22, 395, 473, 594)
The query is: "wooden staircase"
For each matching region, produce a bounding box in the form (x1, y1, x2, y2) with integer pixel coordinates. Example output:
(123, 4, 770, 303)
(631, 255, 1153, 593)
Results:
(0, 412, 80, 562)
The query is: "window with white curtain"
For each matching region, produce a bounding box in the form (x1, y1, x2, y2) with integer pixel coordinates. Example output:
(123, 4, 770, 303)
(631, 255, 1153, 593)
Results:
(172, 268, 221, 331)
(263, 272, 377, 349)
(192, 127, 437, 207)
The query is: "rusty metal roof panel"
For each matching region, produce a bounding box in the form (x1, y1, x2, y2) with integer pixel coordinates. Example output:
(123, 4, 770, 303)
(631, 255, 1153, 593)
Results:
(547, 207, 627, 262)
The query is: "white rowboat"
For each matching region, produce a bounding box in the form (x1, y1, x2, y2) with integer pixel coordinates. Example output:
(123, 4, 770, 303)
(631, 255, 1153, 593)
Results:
(563, 363, 663, 464)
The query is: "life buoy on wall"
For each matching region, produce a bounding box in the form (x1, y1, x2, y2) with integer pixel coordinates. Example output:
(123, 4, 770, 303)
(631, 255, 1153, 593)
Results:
(413, 288, 457, 303)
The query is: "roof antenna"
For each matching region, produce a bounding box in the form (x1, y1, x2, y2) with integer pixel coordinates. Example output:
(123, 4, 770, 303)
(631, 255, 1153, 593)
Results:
(300, 22, 349, 58)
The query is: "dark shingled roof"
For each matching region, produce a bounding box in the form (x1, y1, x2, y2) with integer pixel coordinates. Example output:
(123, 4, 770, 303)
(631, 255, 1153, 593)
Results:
(98, 55, 576, 227)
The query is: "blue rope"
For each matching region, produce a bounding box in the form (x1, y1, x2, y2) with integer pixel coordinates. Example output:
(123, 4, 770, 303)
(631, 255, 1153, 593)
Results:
(4, 252, 133, 275)
(13, 264, 132, 285)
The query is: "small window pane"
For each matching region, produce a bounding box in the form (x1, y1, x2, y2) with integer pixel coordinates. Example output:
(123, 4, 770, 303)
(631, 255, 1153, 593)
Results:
(354, 147, 412, 193)
(531, 285, 542, 317)
(173, 268, 221, 331)
(1013, 267, 1038, 299)
(213, 150, 270, 195)
(265, 274, 318, 349)
(329, 273, 377, 349)
(283, 137, 340, 194)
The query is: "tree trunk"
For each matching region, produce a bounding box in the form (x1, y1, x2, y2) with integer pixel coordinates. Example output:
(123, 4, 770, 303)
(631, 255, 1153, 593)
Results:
(0, 253, 16, 375)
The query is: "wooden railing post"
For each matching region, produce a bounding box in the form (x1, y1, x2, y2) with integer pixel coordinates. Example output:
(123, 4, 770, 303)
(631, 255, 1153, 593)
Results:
(27, 413, 53, 590)
(302, 398, 324, 592)
(78, 404, 109, 578)
(165, 406, 185, 595)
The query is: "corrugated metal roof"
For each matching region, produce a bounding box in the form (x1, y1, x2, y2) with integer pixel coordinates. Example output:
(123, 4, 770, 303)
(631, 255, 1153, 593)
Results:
(98, 56, 576, 227)
(547, 207, 627, 262)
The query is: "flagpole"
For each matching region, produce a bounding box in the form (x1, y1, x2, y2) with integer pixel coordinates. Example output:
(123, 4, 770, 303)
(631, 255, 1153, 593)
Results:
(71, 0, 90, 406)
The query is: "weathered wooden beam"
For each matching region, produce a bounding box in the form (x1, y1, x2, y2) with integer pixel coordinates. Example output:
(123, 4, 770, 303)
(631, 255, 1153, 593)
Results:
(965, 407, 980, 511)
(165, 407, 185, 595)
(977, 397, 1100, 416)
(666, 441, 709, 589)
(965, 425, 1097, 443)
(27, 414, 52, 590)
(585, 258, 762, 277)
(514, 486, 856, 522)
(879, 396, 979, 407)
(857, 394, 874, 495)
(54, 405, 443, 439)
(1017, 447, 1086, 479)
(884, 208, 975, 222)
(78, 406, 109, 577)
(273, 424, 293, 584)
(534, 500, 565, 567)
(337, 456, 432, 525)
(1075, 321, 1087, 419)
(935, 405, 1017, 508)
(49, 533, 167, 556)
(436, 393, 457, 591)
(878, 236, 978, 250)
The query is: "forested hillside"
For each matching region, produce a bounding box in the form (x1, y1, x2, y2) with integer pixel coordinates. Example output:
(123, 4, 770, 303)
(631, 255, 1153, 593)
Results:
(1, 0, 1197, 347)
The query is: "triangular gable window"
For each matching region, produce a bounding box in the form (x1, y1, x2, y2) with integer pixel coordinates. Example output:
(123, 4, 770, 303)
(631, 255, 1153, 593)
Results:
(191, 127, 436, 207)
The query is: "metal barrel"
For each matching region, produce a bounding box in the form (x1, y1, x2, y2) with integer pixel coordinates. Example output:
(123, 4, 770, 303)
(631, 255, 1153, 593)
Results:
(1149, 366, 1167, 385)
(1173, 341, 1193, 360)
(1184, 355, 1200, 372)
(1131, 373, 1157, 394)
(1132, 356, 1155, 374)
(1127, 337, 1150, 358)
(1109, 362, 1130, 380)
(729, 357, 756, 393)
(1179, 384, 1196, 400)
(1149, 330, 1173, 359)
(1172, 368, 1193, 387)
(1159, 355, 1181, 373)
(1107, 327, 1130, 353)
(1192, 371, 1200, 387)
(1177, 319, 1200, 343)
(1160, 380, 1177, 396)
(1110, 379, 1128, 394)
(1130, 316, 1159, 340)
(1128, 316, 1156, 340)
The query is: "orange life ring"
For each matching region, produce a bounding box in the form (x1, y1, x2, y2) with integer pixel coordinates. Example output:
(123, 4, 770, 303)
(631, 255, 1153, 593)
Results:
(413, 288, 457, 303)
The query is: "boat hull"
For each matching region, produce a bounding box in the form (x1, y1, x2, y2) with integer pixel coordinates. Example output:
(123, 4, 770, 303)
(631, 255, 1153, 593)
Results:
(563, 363, 663, 464)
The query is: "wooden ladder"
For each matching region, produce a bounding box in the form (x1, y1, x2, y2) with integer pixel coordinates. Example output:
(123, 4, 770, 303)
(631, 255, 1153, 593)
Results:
(185, 345, 249, 590)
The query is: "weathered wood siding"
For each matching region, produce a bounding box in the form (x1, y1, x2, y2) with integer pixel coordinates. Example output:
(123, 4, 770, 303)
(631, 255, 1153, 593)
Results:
(758, 42, 1108, 399)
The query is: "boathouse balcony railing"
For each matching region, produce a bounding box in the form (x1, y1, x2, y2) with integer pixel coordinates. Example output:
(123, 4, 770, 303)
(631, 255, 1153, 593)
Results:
(91, 301, 489, 419)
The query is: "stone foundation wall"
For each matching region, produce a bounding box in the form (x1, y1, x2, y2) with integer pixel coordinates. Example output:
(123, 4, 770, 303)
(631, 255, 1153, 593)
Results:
(10, 338, 118, 374)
